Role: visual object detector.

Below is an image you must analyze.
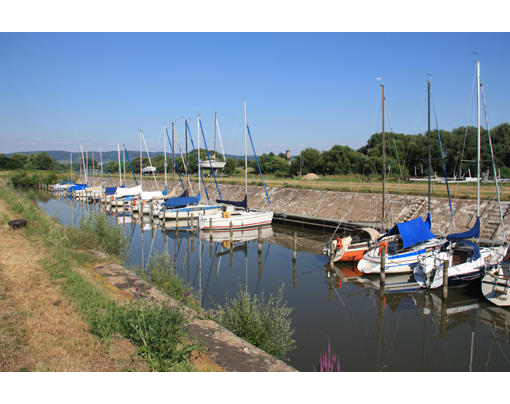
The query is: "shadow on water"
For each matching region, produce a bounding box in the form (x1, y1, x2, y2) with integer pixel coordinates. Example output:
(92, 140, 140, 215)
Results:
(34, 191, 510, 372)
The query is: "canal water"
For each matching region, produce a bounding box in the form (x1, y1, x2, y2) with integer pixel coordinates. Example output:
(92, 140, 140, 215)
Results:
(35, 193, 510, 372)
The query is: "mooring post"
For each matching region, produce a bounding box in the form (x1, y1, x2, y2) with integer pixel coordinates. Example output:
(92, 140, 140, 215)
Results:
(443, 259, 449, 300)
(293, 232, 297, 261)
(150, 201, 154, 223)
(229, 221, 233, 243)
(190, 212, 194, 232)
(329, 239, 336, 270)
(258, 226, 262, 253)
(209, 217, 213, 242)
(380, 243, 386, 290)
(176, 209, 179, 235)
(162, 207, 166, 230)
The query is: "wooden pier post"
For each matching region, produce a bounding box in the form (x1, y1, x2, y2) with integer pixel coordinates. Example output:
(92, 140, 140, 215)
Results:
(380, 243, 386, 290)
(443, 260, 449, 300)
(329, 240, 336, 270)
(229, 221, 233, 243)
(292, 232, 297, 261)
(209, 217, 213, 242)
(190, 212, 194, 232)
(176, 209, 179, 235)
(258, 226, 262, 253)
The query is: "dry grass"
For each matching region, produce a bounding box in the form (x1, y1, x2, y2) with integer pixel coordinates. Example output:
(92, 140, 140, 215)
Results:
(0, 199, 148, 371)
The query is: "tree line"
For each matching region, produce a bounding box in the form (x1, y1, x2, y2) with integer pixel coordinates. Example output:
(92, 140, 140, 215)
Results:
(3, 122, 510, 180)
(251, 123, 510, 179)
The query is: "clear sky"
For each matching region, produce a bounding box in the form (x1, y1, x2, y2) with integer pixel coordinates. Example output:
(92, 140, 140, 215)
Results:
(1, 32, 509, 156)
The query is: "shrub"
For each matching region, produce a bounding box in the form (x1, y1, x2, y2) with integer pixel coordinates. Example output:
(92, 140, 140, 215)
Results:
(209, 286, 296, 360)
(78, 213, 128, 256)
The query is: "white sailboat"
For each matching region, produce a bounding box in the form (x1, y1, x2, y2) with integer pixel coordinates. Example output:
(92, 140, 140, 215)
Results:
(198, 100, 273, 231)
(414, 60, 506, 289)
(159, 116, 221, 221)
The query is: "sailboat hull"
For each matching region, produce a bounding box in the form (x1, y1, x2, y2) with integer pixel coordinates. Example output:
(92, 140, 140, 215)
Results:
(199, 210, 274, 231)
(358, 239, 443, 274)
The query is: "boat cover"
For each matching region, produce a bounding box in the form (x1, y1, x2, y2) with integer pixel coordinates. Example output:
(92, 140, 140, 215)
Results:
(140, 191, 163, 200)
(104, 186, 117, 195)
(216, 194, 248, 209)
(114, 185, 142, 198)
(69, 184, 87, 192)
(382, 217, 436, 249)
(447, 217, 480, 241)
(163, 192, 200, 209)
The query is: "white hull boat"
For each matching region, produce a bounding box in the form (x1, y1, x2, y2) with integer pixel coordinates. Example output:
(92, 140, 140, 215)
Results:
(198, 209, 273, 231)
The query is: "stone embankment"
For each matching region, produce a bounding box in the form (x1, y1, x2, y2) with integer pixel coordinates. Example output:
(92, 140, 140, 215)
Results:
(88, 178, 510, 242)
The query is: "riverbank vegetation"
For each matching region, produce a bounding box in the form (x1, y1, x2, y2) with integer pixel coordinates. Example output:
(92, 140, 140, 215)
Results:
(0, 184, 297, 369)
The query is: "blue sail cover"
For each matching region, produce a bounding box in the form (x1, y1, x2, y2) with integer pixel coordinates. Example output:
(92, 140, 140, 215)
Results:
(447, 217, 480, 241)
(216, 194, 248, 209)
(69, 184, 87, 192)
(163, 192, 200, 209)
(396, 217, 436, 248)
(104, 187, 117, 195)
(380, 217, 436, 249)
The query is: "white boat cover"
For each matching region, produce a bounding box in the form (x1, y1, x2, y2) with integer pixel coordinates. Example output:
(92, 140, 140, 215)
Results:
(114, 185, 142, 198)
(140, 191, 164, 200)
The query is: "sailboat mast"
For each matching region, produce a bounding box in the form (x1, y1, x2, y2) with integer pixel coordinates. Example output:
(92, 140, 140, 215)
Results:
(244, 100, 248, 197)
(476, 60, 481, 217)
(381, 85, 386, 230)
(197, 115, 201, 197)
(139, 131, 143, 188)
(70, 152, 72, 181)
(164, 125, 167, 189)
(122, 147, 126, 186)
(427, 80, 431, 214)
(214, 112, 217, 159)
(172, 122, 175, 187)
(117, 144, 121, 187)
(100, 145, 103, 186)
(185, 120, 189, 190)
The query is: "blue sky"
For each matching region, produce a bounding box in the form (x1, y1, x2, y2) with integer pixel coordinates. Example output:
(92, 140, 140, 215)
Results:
(1, 32, 509, 156)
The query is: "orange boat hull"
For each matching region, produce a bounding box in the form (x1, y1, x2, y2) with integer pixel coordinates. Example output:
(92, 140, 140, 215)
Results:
(336, 248, 367, 262)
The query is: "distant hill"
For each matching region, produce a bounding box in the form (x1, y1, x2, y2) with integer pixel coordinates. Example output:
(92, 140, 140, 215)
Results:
(6, 150, 256, 163)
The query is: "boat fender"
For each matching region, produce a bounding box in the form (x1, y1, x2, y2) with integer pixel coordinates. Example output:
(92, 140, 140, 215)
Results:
(222, 240, 230, 249)
(379, 241, 388, 253)
(223, 211, 231, 219)
(336, 238, 342, 250)
(335, 277, 342, 289)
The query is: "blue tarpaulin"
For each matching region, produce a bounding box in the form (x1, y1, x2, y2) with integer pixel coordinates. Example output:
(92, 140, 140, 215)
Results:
(104, 187, 117, 195)
(163, 192, 200, 209)
(381, 217, 436, 249)
(69, 184, 87, 192)
(447, 217, 480, 241)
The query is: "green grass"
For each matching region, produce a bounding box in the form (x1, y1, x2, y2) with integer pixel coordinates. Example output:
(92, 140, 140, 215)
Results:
(0, 184, 196, 371)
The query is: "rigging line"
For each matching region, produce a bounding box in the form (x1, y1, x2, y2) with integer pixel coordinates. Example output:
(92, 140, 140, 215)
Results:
(481, 84, 506, 241)
(383, 97, 403, 182)
(455, 64, 478, 181)
(362, 86, 382, 178)
(431, 91, 456, 231)
(404, 87, 427, 169)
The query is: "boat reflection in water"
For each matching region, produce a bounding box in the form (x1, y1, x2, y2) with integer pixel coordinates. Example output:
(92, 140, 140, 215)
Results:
(327, 262, 510, 371)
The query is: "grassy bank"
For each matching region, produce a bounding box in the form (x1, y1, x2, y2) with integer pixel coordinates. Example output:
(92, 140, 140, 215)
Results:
(0, 184, 196, 371)
(1, 184, 297, 367)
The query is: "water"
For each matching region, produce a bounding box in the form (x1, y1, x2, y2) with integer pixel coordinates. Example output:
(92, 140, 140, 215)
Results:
(36, 193, 510, 371)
